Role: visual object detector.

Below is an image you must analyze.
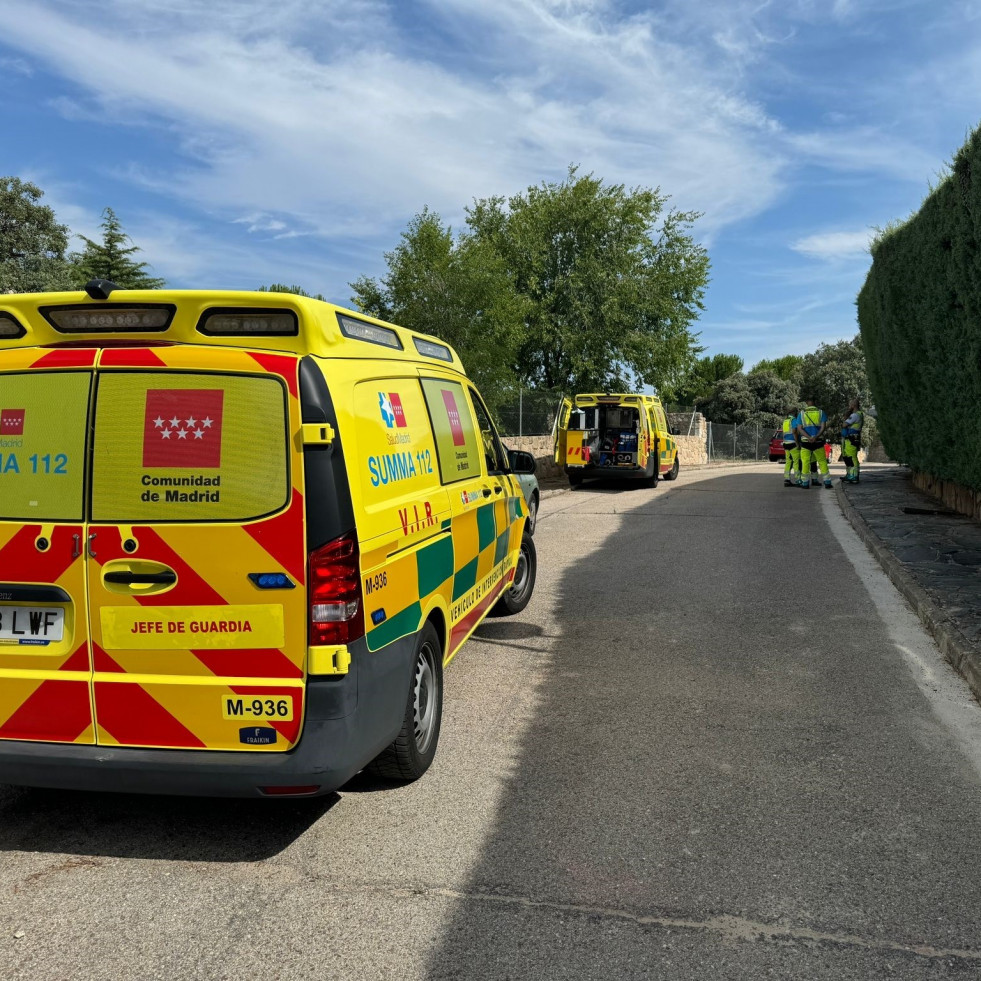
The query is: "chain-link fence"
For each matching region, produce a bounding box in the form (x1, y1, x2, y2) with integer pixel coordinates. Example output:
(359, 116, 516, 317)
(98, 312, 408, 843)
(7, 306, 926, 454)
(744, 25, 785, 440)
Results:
(496, 389, 562, 436)
(706, 422, 780, 462)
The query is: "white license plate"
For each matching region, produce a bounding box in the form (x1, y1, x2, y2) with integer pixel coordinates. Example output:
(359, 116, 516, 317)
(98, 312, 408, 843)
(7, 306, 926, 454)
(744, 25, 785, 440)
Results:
(0, 606, 65, 645)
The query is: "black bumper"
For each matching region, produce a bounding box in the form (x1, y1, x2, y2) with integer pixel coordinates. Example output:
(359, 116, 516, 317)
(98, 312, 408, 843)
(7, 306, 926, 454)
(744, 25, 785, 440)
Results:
(0, 635, 416, 798)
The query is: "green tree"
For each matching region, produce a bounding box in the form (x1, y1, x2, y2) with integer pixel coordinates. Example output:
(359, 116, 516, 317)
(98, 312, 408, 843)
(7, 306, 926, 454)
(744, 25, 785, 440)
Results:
(0, 177, 75, 292)
(750, 354, 804, 386)
(71, 207, 164, 289)
(673, 352, 744, 405)
(697, 369, 797, 426)
(257, 283, 327, 300)
(351, 209, 527, 411)
(696, 372, 754, 423)
(465, 167, 709, 393)
(745, 369, 800, 426)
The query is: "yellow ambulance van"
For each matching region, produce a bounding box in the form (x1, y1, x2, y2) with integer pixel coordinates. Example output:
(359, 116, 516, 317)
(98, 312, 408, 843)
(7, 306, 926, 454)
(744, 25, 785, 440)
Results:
(554, 393, 679, 487)
(0, 281, 537, 797)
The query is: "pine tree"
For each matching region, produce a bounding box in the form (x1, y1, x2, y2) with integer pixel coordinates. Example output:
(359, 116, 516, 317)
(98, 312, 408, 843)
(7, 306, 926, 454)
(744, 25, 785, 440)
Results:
(71, 208, 165, 289)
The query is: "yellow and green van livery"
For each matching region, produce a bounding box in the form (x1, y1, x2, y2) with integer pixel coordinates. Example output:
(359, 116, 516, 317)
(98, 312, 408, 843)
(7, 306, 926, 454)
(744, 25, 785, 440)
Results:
(554, 393, 679, 487)
(0, 284, 537, 796)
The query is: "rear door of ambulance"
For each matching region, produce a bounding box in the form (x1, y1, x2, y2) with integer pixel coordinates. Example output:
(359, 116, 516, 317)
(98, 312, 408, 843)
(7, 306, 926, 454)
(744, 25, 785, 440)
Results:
(86, 347, 307, 753)
(0, 350, 98, 745)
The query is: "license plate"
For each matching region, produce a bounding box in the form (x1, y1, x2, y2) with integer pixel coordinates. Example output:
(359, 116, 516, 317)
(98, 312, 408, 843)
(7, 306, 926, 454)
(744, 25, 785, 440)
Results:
(222, 695, 294, 722)
(0, 605, 65, 646)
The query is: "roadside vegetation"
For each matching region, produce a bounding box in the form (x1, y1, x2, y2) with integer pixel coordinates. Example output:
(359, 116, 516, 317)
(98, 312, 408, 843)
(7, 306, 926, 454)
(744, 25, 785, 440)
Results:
(2, 169, 868, 434)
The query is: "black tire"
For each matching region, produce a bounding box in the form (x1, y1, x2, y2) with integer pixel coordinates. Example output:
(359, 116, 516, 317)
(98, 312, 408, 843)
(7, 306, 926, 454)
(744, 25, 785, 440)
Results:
(366, 622, 443, 782)
(663, 456, 680, 481)
(492, 533, 537, 616)
(525, 491, 539, 535)
(568, 470, 583, 487)
(643, 455, 659, 488)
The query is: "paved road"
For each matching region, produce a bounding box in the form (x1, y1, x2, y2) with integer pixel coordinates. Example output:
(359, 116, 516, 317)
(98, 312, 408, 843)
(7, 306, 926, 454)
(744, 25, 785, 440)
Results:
(3, 464, 981, 980)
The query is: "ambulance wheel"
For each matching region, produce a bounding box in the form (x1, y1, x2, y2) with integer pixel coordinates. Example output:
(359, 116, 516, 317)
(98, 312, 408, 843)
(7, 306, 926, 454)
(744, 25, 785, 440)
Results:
(568, 471, 583, 487)
(493, 533, 537, 616)
(367, 622, 443, 782)
(664, 457, 680, 481)
(526, 491, 539, 535)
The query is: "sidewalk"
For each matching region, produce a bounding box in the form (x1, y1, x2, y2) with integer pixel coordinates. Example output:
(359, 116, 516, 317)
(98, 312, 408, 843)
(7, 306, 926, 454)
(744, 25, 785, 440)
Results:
(835, 465, 981, 702)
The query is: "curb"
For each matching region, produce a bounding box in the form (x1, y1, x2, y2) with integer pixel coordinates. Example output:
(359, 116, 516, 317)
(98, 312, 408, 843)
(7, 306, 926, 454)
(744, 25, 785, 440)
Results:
(834, 481, 981, 703)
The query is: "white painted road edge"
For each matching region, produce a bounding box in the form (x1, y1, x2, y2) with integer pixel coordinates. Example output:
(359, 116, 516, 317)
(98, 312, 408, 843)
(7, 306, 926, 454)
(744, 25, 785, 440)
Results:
(822, 490, 981, 782)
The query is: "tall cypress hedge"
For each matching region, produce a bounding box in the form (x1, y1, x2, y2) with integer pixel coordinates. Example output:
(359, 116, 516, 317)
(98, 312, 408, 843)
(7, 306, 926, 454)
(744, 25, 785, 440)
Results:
(857, 125, 981, 491)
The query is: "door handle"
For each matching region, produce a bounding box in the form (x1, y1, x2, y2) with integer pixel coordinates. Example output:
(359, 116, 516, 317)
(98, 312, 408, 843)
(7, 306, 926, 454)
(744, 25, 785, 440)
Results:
(101, 561, 177, 595)
(104, 571, 177, 586)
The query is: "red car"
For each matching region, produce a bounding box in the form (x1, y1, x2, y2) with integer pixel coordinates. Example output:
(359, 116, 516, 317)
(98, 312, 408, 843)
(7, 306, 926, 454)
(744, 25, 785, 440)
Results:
(768, 430, 785, 462)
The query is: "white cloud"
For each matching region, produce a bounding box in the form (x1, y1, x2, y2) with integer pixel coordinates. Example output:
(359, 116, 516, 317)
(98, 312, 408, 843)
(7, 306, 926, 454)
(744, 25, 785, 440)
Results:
(790, 229, 873, 260)
(0, 0, 789, 246)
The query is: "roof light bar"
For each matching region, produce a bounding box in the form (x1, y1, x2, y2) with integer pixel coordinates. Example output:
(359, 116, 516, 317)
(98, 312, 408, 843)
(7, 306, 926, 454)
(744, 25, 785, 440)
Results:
(413, 337, 452, 362)
(40, 304, 175, 333)
(197, 308, 298, 336)
(337, 313, 402, 350)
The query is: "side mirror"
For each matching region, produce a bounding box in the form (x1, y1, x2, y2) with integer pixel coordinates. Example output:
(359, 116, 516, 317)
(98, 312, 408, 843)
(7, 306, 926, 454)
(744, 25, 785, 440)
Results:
(670, 426, 680, 436)
(507, 449, 537, 475)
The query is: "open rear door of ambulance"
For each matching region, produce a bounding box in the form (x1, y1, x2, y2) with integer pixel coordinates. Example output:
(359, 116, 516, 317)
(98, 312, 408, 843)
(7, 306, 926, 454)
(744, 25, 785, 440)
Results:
(0, 349, 98, 746)
(85, 348, 308, 753)
(552, 396, 572, 465)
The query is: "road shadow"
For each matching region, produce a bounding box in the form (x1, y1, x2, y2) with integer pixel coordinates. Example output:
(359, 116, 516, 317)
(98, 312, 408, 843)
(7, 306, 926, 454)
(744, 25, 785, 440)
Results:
(422, 467, 981, 978)
(0, 783, 337, 862)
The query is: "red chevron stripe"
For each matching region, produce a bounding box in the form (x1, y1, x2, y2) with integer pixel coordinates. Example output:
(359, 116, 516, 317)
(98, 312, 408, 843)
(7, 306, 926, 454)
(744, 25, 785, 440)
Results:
(92, 641, 125, 673)
(99, 348, 167, 367)
(243, 491, 306, 584)
(117, 528, 228, 607)
(190, 647, 303, 680)
(0, 679, 92, 742)
(59, 642, 92, 673)
(248, 351, 298, 399)
(0, 524, 81, 584)
(95, 680, 206, 748)
(32, 349, 98, 368)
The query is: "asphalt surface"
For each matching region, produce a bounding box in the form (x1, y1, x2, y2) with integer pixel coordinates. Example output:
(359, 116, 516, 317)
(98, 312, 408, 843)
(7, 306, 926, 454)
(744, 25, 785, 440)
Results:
(3, 463, 981, 980)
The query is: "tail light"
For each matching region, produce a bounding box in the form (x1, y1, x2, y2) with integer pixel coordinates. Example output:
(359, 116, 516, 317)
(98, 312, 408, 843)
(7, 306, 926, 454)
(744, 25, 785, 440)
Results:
(309, 531, 364, 645)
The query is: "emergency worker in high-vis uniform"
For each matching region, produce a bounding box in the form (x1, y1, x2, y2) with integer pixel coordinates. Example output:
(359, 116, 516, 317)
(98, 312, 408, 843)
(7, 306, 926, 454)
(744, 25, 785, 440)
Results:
(795, 400, 833, 489)
(840, 397, 865, 484)
(782, 408, 801, 487)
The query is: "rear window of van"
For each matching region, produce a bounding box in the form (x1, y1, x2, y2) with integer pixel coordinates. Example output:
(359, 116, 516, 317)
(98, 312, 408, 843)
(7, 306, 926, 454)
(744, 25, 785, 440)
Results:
(0, 372, 90, 522)
(92, 373, 289, 522)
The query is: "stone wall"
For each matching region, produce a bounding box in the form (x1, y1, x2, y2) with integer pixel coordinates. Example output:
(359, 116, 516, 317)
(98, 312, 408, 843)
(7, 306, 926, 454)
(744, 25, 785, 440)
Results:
(668, 412, 708, 466)
(912, 472, 981, 522)
(504, 434, 563, 479)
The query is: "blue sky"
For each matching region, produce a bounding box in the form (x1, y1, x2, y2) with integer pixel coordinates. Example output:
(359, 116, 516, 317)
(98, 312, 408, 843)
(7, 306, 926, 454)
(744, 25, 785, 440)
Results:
(1, 0, 979, 368)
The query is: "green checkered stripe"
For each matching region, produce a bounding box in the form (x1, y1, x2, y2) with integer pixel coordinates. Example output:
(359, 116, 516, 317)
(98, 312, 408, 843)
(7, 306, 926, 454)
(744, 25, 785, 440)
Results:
(365, 497, 523, 652)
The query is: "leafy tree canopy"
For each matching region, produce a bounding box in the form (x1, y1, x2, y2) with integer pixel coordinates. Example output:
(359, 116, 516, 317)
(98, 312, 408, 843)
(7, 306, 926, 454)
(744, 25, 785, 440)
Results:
(697, 369, 798, 427)
(0, 177, 75, 292)
(352, 168, 710, 400)
(750, 354, 804, 385)
(351, 208, 527, 412)
(672, 352, 743, 405)
(465, 167, 709, 393)
(71, 208, 164, 289)
(698, 336, 875, 442)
